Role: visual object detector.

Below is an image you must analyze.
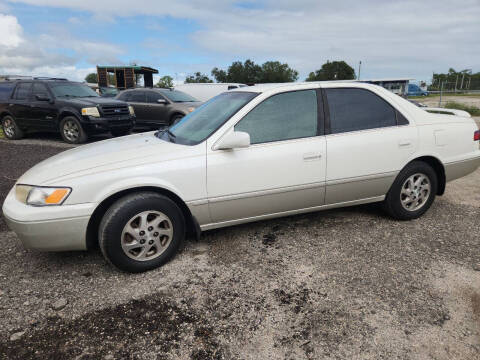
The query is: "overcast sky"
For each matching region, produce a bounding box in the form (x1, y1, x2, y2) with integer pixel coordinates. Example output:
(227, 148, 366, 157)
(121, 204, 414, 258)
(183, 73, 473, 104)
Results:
(0, 0, 478, 83)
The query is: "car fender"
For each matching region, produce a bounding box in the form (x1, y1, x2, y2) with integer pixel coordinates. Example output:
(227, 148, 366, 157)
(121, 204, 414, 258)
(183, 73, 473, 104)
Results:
(0, 109, 14, 120)
(91, 176, 188, 206)
(58, 107, 82, 125)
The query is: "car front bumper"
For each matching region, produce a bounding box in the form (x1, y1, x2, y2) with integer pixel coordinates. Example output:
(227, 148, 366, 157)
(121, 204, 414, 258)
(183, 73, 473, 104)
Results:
(82, 115, 136, 133)
(2, 188, 95, 251)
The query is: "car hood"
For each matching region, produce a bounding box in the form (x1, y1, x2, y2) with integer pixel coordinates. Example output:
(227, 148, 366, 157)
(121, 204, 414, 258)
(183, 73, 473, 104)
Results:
(60, 97, 127, 107)
(18, 132, 191, 185)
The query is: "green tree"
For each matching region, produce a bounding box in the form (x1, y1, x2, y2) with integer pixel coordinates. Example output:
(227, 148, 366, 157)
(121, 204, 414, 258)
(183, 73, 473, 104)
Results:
(84, 72, 116, 86)
(306, 61, 355, 81)
(84, 73, 98, 83)
(212, 59, 298, 84)
(156, 75, 174, 88)
(185, 72, 213, 83)
(260, 61, 298, 82)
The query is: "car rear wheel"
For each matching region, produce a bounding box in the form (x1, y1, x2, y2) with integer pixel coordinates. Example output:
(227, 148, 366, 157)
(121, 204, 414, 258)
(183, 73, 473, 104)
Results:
(98, 192, 185, 273)
(383, 161, 437, 220)
(60, 116, 87, 144)
(1, 115, 24, 140)
(111, 128, 131, 137)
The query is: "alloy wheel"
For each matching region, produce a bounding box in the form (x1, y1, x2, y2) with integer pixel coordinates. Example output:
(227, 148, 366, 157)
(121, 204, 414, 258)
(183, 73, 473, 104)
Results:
(120, 210, 173, 261)
(63, 119, 80, 142)
(400, 173, 431, 211)
(3, 118, 15, 138)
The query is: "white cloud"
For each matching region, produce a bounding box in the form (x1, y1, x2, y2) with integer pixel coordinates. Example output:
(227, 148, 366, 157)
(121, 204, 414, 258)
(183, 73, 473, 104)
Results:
(0, 12, 124, 80)
(0, 13, 22, 47)
(4, 0, 480, 80)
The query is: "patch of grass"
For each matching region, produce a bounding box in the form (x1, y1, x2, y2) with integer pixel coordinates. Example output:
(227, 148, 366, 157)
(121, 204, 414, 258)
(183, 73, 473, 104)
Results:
(444, 101, 480, 116)
(0, 127, 4, 139)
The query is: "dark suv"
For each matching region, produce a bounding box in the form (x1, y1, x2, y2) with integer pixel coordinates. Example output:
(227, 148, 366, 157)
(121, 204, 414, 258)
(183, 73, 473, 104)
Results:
(0, 78, 136, 144)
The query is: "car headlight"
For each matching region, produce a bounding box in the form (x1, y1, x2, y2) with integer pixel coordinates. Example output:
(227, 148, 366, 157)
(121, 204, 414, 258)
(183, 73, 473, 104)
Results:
(128, 105, 135, 116)
(15, 185, 71, 206)
(81, 107, 100, 117)
(187, 107, 195, 113)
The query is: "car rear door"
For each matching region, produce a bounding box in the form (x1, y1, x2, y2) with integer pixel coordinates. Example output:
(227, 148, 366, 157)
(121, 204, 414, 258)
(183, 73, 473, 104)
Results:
(145, 91, 170, 128)
(323, 86, 418, 204)
(206, 89, 327, 224)
(124, 91, 148, 126)
(9, 82, 32, 128)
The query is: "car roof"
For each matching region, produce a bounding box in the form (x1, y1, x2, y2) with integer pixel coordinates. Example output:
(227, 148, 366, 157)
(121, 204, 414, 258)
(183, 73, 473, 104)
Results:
(233, 81, 384, 94)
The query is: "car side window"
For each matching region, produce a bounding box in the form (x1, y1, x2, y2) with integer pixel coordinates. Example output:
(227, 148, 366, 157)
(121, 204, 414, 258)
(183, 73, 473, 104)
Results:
(326, 88, 397, 134)
(32, 83, 49, 98)
(146, 91, 165, 103)
(128, 92, 146, 103)
(14, 83, 32, 100)
(235, 90, 318, 145)
(0, 82, 15, 101)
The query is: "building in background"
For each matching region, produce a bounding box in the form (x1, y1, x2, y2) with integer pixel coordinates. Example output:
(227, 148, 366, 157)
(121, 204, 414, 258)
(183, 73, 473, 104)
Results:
(359, 78, 413, 96)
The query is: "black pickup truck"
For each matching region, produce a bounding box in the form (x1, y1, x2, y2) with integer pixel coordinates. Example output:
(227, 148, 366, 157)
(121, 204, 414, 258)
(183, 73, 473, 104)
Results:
(0, 78, 136, 144)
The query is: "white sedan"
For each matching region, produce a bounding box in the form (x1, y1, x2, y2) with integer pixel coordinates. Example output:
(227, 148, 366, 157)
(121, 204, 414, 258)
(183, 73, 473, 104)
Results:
(3, 82, 480, 272)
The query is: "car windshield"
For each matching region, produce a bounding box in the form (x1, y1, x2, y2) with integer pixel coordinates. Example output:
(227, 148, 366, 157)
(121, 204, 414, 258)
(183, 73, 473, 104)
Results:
(158, 91, 258, 145)
(159, 90, 199, 103)
(50, 83, 99, 98)
(101, 87, 118, 96)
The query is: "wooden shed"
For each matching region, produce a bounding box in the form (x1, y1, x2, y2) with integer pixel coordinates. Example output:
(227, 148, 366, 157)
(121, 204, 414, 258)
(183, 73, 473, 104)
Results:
(96, 65, 158, 89)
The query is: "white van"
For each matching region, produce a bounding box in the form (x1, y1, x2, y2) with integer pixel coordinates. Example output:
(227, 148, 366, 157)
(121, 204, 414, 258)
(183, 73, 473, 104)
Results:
(174, 83, 247, 102)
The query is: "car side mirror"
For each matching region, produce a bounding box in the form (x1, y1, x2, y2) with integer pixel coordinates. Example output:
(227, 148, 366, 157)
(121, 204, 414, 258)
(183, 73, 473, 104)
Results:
(214, 131, 250, 150)
(157, 99, 167, 105)
(35, 94, 51, 102)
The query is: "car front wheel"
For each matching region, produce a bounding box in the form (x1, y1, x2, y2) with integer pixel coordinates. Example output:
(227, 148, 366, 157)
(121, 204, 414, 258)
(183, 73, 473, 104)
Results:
(98, 192, 185, 273)
(383, 161, 437, 220)
(170, 114, 184, 127)
(60, 116, 87, 144)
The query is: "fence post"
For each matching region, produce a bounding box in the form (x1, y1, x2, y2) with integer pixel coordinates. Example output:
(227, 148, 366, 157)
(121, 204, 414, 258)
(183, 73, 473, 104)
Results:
(439, 81, 444, 107)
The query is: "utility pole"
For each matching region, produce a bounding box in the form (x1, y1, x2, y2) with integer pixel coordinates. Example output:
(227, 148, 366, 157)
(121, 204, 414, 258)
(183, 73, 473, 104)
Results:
(460, 73, 465, 90)
(358, 61, 362, 80)
(455, 74, 458, 93)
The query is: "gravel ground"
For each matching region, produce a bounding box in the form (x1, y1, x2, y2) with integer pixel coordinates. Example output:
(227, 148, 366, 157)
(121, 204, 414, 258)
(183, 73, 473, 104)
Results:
(0, 140, 480, 359)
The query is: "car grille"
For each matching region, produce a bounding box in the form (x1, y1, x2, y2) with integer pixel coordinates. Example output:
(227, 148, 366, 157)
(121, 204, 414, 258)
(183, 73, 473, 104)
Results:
(100, 104, 130, 117)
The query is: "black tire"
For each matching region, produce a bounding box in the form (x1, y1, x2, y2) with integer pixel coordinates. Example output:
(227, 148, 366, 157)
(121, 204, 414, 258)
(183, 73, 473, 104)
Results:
(383, 161, 437, 220)
(170, 114, 184, 127)
(1, 115, 24, 140)
(99, 192, 186, 273)
(111, 128, 131, 137)
(59, 116, 88, 144)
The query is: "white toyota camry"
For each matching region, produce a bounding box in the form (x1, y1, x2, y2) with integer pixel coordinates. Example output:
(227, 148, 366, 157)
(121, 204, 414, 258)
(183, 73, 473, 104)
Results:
(3, 82, 480, 272)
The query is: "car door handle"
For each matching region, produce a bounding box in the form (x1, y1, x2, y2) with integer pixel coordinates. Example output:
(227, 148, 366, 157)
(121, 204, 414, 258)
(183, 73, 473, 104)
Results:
(398, 140, 412, 147)
(303, 152, 322, 161)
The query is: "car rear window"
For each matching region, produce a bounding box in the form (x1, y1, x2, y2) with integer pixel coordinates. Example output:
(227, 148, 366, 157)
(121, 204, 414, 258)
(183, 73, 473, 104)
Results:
(0, 82, 15, 101)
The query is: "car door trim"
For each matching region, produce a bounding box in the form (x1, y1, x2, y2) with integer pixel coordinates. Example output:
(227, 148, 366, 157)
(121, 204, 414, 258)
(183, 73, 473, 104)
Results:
(200, 195, 385, 231)
(207, 181, 326, 204)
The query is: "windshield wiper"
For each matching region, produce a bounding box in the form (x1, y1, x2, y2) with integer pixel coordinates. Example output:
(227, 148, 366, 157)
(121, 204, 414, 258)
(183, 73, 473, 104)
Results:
(167, 129, 176, 142)
(154, 129, 176, 143)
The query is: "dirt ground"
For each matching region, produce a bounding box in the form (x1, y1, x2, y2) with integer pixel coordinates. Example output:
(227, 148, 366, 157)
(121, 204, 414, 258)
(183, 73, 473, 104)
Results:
(418, 95, 480, 109)
(0, 134, 479, 359)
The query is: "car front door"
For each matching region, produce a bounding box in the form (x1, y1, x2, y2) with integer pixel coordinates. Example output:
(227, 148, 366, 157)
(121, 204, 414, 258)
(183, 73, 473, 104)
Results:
(206, 89, 327, 224)
(28, 83, 57, 130)
(145, 91, 170, 128)
(323, 87, 418, 204)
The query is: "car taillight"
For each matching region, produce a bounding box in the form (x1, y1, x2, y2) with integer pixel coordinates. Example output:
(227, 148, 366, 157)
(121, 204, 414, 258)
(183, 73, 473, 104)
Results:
(475, 130, 480, 141)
